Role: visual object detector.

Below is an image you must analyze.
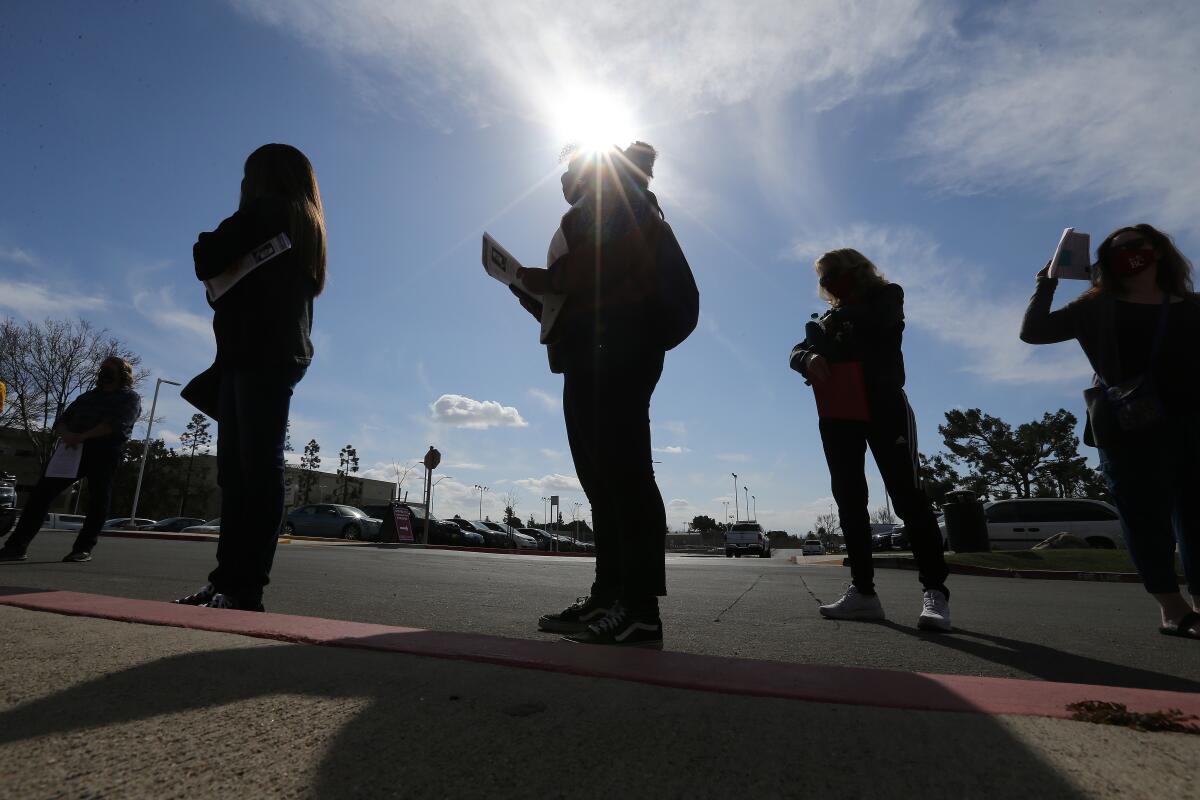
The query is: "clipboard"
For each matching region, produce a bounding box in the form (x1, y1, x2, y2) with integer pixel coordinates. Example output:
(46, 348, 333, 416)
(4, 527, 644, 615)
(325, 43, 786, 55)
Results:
(812, 362, 871, 422)
(46, 440, 83, 479)
(482, 233, 565, 344)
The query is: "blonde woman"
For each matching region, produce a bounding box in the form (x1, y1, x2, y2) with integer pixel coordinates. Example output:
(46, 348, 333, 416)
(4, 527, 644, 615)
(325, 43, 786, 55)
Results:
(790, 249, 951, 630)
(0, 357, 142, 563)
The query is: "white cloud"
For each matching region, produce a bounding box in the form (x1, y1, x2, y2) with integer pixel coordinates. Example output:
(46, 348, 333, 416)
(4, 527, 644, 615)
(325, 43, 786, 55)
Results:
(527, 387, 560, 411)
(132, 287, 214, 343)
(445, 461, 486, 470)
(655, 420, 688, 437)
(430, 394, 528, 429)
(791, 222, 1093, 384)
(906, 2, 1200, 235)
(0, 279, 107, 318)
(718, 452, 752, 463)
(231, 0, 944, 126)
(667, 498, 692, 511)
(539, 448, 563, 460)
(513, 473, 583, 493)
(0, 246, 38, 267)
(653, 445, 690, 455)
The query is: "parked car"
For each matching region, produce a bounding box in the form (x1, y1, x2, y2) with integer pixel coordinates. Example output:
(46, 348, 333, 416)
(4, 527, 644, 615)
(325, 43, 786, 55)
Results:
(939, 498, 1123, 550)
(40, 513, 87, 531)
(519, 527, 576, 551)
(284, 504, 383, 540)
(801, 539, 826, 556)
(475, 520, 538, 549)
(430, 519, 485, 547)
(0, 472, 16, 537)
(137, 517, 208, 533)
(890, 525, 910, 550)
(449, 517, 507, 547)
(181, 518, 221, 533)
(725, 522, 771, 558)
(103, 517, 157, 530)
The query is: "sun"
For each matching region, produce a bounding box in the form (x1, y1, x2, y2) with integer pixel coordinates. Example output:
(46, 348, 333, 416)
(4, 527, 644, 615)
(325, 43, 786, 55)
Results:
(551, 85, 638, 155)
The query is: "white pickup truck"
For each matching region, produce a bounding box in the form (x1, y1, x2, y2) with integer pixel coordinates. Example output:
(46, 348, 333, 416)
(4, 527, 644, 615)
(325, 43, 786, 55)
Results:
(725, 522, 771, 558)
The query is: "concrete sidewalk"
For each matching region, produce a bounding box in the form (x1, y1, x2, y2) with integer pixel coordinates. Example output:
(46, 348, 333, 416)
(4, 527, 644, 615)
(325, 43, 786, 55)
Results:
(1, 600, 1196, 799)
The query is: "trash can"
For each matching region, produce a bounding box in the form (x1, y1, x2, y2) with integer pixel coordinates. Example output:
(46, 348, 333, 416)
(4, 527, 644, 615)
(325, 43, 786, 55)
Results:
(941, 489, 990, 553)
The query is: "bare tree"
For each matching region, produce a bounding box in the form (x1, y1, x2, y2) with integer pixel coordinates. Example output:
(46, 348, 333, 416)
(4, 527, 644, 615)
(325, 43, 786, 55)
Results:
(0, 317, 144, 469)
(869, 506, 897, 526)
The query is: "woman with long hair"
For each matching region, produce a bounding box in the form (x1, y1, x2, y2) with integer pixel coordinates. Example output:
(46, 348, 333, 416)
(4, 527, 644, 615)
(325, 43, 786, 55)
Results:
(176, 143, 326, 611)
(1021, 224, 1199, 639)
(790, 249, 952, 630)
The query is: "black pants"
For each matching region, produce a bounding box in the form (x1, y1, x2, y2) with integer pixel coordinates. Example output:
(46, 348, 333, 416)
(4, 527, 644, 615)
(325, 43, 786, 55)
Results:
(5, 444, 119, 555)
(819, 389, 948, 596)
(562, 349, 667, 599)
(208, 363, 304, 604)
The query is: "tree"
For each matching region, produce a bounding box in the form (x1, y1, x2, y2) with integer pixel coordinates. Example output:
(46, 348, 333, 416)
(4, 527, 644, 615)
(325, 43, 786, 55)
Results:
(690, 514, 719, 532)
(109, 437, 186, 520)
(177, 413, 212, 515)
(526, 514, 537, 528)
(0, 317, 145, 469)
(869, 506, 896, 526)
(812, 511, 840, 550)
(299, 439, 321, 503)
(284, 421, 293, 453)
(337, 444, 360, 504)
(940, 408, 1087, 499)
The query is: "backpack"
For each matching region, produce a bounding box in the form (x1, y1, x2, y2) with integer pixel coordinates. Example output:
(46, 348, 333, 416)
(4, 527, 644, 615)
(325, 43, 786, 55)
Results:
(652, 218, 699, 350)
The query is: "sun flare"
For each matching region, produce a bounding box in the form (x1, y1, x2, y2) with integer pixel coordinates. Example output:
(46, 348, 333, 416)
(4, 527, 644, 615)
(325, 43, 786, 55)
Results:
(551, 86, 638, 155)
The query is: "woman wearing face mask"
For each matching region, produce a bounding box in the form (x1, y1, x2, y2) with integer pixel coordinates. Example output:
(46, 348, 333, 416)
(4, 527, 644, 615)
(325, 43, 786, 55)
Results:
(0, 357, 142, 563)
(1021, 224, 1200, 640)
(790, 249, 952, 630)
(174, 143, 325, 612)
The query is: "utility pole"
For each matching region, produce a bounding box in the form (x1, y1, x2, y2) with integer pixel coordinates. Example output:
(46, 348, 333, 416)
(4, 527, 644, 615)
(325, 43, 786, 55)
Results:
(130, 376, 181, 522)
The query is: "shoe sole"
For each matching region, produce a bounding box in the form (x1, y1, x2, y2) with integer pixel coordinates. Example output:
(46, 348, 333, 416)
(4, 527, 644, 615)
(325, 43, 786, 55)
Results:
(917, 617, 951, 632)
(819, 608, 886, 621)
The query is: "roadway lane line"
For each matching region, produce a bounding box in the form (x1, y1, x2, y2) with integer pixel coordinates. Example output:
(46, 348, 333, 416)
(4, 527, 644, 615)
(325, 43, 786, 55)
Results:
(1, 585, 1196, 724)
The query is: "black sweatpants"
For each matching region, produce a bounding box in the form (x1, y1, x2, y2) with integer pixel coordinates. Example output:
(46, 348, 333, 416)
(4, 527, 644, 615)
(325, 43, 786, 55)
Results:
(5, 443, 120, 555)
(819, 388, 949, 597)
(562, 349, 667, 599)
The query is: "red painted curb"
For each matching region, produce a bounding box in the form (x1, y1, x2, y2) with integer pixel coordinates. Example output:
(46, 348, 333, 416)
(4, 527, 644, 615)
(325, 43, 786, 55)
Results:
(2, 586, 1196, 722)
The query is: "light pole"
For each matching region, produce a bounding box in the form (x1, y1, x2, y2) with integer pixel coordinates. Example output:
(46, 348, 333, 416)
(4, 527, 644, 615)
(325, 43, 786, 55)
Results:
(743, 486, 749, 524)
(474, 484, 489, 519)
(541, 496, 549, 527)
(722, 500, 730, 526)
(752, 495, 756, 522)
(430, 476, 452, 518)
(130, 376, 181, 522)
(731, 473, 738, 522)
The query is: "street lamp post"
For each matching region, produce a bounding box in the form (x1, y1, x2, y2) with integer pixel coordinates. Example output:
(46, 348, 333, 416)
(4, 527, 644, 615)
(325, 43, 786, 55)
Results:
(474, 484, 489, 520)
(752, 495, 756, 522)
(541, 496, 549, 527)
(731, 473, 738, 522)
(743, 486, 749, 523)
(430, 476, 452, 519)
(130, 376, 181, 522)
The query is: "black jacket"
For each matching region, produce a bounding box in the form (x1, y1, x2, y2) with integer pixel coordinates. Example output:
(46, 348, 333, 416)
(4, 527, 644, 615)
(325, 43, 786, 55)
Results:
(193, 195, 316, 368)
(544, 179, 663, 374)
(789, 283, 907, 394)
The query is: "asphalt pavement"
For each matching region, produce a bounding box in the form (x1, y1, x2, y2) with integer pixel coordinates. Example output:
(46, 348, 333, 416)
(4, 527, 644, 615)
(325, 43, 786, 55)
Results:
(4, 531, 1196, 691)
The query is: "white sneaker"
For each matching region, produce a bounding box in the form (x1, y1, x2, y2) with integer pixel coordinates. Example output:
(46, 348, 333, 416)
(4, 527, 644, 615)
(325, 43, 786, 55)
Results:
(917, 590, 951, 632)
(819, 586, 885, 621)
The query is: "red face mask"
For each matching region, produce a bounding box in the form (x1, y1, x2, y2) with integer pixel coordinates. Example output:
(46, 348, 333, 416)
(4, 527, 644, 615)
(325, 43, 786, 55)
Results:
(1108, 248, 1155, 276)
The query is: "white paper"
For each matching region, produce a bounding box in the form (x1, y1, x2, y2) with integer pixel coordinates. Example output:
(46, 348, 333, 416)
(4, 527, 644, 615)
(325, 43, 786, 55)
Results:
(46, 441, 83, 480)
(1049, 227, 1092, 281)
(205, 233, 293, 302)
(482, 233, 565, 343)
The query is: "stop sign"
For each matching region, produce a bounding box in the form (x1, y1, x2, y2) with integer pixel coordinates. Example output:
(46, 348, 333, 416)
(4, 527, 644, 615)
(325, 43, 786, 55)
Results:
(423, 446, 442, 471)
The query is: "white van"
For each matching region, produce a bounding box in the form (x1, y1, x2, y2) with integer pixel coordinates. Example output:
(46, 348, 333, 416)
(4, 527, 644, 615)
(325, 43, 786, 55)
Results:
(801, 539, 826, 556)
(940, 498, 1122, 551)
(41, 513, 87, 531)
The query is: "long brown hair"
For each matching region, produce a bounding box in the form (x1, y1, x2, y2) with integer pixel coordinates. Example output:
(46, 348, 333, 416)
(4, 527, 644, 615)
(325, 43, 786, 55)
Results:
(240, 144, 327, 296)
(814, 248, 889, 306)
(99, 356, 134, 389)
(1086, 223, 1193, 298)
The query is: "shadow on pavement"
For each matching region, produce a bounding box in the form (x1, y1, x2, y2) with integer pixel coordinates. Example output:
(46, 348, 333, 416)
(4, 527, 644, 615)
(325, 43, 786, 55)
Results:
(0, 636, 1093, 798)
(880, 622, 1200, 693)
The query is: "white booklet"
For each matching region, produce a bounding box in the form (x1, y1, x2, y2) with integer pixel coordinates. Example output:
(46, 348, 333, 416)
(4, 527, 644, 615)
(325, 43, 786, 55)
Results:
(46, 440, 83, 480)
(1049, 227, 1092, 281)
(482, 233, 565, 343)
(205, 233, 293, 302)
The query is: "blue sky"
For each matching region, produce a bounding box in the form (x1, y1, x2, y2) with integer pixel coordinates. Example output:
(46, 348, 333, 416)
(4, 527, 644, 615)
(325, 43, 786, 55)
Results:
(3, 1, 1198, 533)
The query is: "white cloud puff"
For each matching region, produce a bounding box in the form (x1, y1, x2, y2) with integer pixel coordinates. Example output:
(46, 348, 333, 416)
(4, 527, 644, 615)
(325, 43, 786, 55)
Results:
(514, 473, 583, 493)
(0, 279, 106, 318)
(430, 394, 528, 429)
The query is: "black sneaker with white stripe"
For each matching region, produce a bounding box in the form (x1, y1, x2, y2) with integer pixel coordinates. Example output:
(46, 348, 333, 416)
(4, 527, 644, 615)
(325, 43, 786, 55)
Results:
(563, 602, 663, 649)
(174, 583, 217, 606)
(538, 595, 612, 634)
